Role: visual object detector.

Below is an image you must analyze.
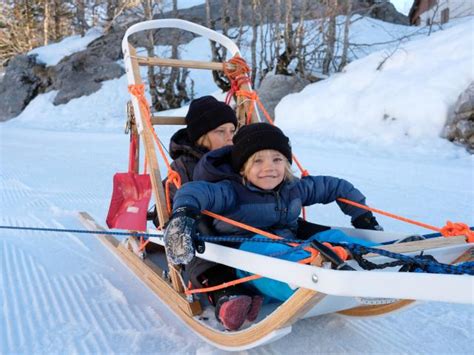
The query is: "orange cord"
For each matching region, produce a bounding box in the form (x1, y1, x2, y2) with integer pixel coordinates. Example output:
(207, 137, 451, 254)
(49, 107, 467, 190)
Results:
(337, 198, 473, 243)
(128, 84, 182, 216)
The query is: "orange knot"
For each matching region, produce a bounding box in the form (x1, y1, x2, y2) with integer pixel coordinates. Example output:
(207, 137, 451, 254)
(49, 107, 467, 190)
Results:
(440, 221, 474, 243)
(323, 242, 349, 261)
(128, 84, 145, 97)
(224, 56, 251, 80)
(167, 169, 182, 189)
(236, 90, 258, 101)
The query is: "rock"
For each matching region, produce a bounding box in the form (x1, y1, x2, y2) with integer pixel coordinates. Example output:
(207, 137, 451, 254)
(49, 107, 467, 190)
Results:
(51, 27, 126, 105)
(0, 55, 51, 122)
(442, 82, 474, 153)
(256, 74, 311, 121)
(51, 51, 124, 105)
(367, 1, 410, 25)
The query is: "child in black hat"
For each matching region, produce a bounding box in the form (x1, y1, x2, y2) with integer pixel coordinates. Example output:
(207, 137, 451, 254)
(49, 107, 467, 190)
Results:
(149, 96, 238, 227)
(164, 122, 382, 330)
(167, 95, 238, 200)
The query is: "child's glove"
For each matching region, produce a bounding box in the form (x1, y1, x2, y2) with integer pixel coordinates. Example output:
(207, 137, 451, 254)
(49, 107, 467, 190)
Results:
(352, 212, 383, 231)
(164, 206, 199, 265)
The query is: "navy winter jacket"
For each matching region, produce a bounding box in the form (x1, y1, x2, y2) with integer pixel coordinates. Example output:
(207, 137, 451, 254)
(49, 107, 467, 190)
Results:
(173, 146, 370, 239)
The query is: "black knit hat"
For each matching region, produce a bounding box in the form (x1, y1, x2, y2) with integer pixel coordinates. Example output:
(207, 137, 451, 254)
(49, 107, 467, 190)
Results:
(231, 123, 292, 172)
(185, 96, 238, 143)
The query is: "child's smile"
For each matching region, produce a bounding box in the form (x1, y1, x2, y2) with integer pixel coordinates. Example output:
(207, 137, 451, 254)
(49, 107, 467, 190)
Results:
(246, 150, 286, 190)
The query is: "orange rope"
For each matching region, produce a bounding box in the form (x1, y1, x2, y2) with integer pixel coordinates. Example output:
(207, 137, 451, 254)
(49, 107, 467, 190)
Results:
(337, 198, 473, 243)
(440, 221, 474, 243)
(128, 84, 182, 215)
(223, 55, 250, 80)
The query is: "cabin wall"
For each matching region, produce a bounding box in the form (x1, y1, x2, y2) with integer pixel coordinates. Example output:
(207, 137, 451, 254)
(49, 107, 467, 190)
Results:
(419, 0, 474, 25)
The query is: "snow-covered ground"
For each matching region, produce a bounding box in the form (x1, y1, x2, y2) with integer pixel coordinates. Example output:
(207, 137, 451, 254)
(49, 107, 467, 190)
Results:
(1, 16, 473, 354)
(29, 28, 103, 67)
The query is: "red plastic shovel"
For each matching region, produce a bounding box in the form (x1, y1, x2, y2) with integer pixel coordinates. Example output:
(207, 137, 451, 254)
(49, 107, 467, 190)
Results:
(106, 134, 152, 231)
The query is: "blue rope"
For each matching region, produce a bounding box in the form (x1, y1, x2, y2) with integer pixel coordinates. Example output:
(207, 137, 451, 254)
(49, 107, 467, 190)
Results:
(0, 225, 303, 245)
(339, 243, 474, 275)
(0, 225, 154, 238)
(2, 225, 472, 275)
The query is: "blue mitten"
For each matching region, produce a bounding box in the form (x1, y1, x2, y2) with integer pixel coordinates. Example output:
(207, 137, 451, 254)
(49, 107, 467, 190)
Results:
(164, 207, 198, 265)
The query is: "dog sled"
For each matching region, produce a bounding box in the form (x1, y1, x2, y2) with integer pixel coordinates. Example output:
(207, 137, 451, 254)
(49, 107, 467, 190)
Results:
(79, 19, 473, 351)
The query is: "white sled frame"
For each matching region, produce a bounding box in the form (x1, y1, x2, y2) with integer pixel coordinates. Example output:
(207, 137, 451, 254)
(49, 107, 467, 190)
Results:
(109, 19, 474, 351)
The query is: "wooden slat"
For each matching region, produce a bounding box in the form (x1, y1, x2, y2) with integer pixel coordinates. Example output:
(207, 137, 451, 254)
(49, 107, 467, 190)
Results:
(338, 299, 415, 317)
(129, 44, 186, 294)
(151, 116, 186, 125)
(133, 55, 234, 71)
(366, 236, 466, 257)
(128, 45, 169, 228)
(452, 246, 474, 264)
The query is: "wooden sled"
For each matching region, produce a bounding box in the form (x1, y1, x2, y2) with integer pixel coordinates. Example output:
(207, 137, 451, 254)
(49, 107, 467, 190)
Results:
(85, 19, 473, 351)
(79, 211, 472, 351)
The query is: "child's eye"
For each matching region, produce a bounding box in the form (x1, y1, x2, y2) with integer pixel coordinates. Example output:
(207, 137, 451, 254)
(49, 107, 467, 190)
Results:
(274, 157, 283, 163)
(254, 159, 263, 164)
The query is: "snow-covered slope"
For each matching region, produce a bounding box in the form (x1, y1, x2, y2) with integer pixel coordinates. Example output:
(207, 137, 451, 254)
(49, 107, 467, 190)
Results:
(1, 16, 473, 354)
(277, 19, 473, 147)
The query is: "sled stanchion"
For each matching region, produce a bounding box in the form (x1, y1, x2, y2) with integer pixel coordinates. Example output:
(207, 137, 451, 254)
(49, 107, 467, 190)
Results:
(133, 55, 235, 71)
(127, 44, 189, 296)
(150, 116, 186, 125)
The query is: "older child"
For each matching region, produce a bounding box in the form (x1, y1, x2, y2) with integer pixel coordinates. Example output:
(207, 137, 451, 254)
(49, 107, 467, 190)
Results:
(149, 96, 237, 225)
(164, 123, 382, 330)
(165, 95, 237, 201)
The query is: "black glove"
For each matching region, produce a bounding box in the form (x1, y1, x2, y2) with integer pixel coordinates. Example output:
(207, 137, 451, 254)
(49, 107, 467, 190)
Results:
(164, 206, 199, 265)
(352, 212, 383, 231)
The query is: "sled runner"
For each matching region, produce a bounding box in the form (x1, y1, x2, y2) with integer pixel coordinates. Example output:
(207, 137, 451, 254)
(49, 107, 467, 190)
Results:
(80, 19, 473, 351)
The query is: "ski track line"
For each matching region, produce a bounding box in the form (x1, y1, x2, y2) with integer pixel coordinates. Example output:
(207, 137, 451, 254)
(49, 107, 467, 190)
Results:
(17, 246, 46, 343)
(86, 273, 153, 334)
(82, 275, 123, 332)
(343, 315, 417, 352)
(37, 258, 67, 325)
(2, 241, 28, 351)
(1, 189, 31, 213)
(36, 270, 115, 352)
(25, 250, 55, 328)
(409, 305, 473, 347)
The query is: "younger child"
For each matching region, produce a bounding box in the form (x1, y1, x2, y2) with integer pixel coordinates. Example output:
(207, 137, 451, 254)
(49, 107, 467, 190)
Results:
(164, 123, 382, 330)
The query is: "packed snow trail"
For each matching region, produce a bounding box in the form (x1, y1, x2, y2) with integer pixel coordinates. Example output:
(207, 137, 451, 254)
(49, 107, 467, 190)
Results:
(1, 127, 472, 354)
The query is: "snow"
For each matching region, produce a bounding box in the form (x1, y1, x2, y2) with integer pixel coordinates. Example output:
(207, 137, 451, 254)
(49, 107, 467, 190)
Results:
(277, 19, 473, 147)
(1, 15, 474, 354)
(391, 0, 414, 15)
(28, 28, 103, 67)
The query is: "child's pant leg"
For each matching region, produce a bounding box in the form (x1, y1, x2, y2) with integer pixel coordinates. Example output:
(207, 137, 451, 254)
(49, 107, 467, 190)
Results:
(236, 230, 378, 302)
(310, 229, 379, 247)
(236, 235, 308, 302)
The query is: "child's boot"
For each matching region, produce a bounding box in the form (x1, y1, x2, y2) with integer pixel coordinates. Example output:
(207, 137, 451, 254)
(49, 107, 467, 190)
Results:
(215, 295, 252, 331)
(246, 295, 264, 322)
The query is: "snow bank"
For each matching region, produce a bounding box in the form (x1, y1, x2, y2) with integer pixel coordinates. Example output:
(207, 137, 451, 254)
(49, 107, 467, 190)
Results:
(276, 19, 473, 146)
(29, 28, 103, 67)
